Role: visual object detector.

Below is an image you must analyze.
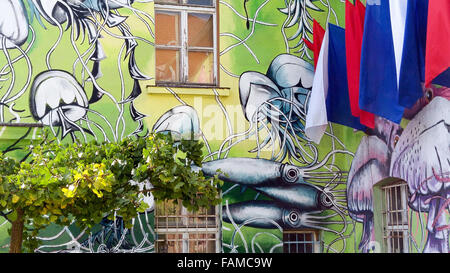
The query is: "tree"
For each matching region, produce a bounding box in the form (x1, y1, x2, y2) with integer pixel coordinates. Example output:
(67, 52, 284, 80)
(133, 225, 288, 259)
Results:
(0, 130, 222, 253)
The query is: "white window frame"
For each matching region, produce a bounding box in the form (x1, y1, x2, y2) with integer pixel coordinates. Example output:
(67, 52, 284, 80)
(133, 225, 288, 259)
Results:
(283, 230, 321, 253)
(381, 182, 410, 253)
(154, 200, 220, 253)
(154, 0, 218, 86)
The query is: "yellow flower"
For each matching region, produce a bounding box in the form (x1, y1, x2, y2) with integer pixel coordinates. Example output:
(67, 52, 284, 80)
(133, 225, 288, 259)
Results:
(74, 173, 83, 181)
(92, 188, 103, 198)
(12, 195, 19, 204)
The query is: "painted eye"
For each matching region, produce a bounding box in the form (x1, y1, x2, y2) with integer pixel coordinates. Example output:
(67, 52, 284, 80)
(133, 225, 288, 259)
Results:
(425, 88, 433, 103)
(282, 165, 300, 183)
(283, 209, 302, 228)
(287, 169, 298, 179)
(289, 211, 298, 222)
(320, 193, 334, 208)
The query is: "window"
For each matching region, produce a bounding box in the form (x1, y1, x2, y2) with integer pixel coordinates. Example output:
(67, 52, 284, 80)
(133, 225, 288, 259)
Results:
(154, 199, 220, 253)
(381, 181, 409, 253)
(283, 230, 321, 253)
(155, 0, 217, 86)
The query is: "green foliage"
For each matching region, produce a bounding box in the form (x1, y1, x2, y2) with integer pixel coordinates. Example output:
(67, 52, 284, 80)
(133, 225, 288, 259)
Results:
(0, 130, 222, 252)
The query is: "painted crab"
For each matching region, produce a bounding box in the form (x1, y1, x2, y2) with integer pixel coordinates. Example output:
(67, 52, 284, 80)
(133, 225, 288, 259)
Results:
(347, 85, 450, 252)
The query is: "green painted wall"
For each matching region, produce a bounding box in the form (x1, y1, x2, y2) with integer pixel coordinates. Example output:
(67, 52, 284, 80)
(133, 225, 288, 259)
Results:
(0, 0, 448, 253)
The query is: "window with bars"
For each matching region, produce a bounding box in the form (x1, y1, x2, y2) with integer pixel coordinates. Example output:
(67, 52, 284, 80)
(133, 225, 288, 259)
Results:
(154, 199, 220, 253)
(381, 181, 410, 253)
(283, 230, 321, 253)
(154, 0, 217, 86)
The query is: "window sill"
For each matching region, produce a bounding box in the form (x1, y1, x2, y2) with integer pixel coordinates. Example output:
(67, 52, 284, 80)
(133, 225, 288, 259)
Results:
(146, 84, 230, 96)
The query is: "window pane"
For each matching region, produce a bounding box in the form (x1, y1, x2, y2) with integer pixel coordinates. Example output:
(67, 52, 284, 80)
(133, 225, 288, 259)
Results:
(188, 13, 213, 47)
(155, 11, 180, 46)
(156, 49, 180, 82)
(188, 51, 213, 84)
(187, 0, 213, 6)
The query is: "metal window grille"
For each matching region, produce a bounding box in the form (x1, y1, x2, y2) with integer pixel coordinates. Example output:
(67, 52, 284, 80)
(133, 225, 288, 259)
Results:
(154, 0, 218, 86)
(381, 182, 410, 253)
(283, 230, 320, 253)
(155, 199, 220, 253)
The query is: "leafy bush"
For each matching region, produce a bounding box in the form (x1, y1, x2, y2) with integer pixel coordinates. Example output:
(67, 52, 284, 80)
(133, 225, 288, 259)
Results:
(0, 130, 222, 252)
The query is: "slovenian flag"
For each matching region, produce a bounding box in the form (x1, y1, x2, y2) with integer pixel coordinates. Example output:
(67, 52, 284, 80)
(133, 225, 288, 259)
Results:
(398, 0, 428, 108)
(358, 0, 405, 124)
(305, 24, 365, 144)
(345, 0, 375, 129)
(425, 0, 450, 88)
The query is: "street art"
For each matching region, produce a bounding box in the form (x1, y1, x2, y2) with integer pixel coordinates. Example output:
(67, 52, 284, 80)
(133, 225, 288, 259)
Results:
(1, 0, 151, 144)
(0, 0, 448, 253)
(0, 0, 155, 253)
(237, 54, 315, 164)
(348, 85, 450, 253)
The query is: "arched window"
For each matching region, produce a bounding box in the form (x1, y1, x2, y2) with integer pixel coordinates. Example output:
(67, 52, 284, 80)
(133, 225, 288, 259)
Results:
(373, 179, 410, 253)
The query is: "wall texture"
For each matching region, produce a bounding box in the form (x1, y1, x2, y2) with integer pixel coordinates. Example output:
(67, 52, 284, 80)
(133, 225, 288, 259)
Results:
(0, 0, 448, 253)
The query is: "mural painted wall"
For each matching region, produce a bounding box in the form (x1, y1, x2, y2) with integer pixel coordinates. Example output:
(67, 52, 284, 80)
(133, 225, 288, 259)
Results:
(0, 0, 448, 253)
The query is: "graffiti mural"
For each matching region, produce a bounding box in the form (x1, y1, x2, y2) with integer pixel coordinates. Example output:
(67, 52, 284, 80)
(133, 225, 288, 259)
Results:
(0, 0, 448, 253)
(0, 0, 155, 252)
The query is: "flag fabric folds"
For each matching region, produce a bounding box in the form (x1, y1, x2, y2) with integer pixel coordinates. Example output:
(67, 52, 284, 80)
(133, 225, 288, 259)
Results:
(358, 0, 405, 124)
(389, 0, 408, 88)
(305, 27, 329, 144)
(425, 0, 450, 87)
(326, 24, 365, 132)
(306, 24, 365, 144)
(345, 0, 375, 128)
(398, 0, 428, 108)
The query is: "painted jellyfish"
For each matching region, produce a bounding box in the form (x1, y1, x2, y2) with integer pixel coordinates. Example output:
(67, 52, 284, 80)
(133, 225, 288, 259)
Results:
(29, 0, 150, 81)
(28, 0, 151, 138)
(0, 1, 29, 50)
(0, 0, 33, 123)
(152, 105, 201, 140)
(29, 70, 94, 141)
(390, 95, 450, 253)
(230, 54, 316, 165)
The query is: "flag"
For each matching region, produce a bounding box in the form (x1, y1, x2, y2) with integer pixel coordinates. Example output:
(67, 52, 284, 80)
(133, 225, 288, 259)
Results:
(326, 24, 365, 132)
(305, 27, 329, 144)
(359, 0, 405, 124)
(303, 19, 325, 71)
(389, 0, 408, 88)
(345, 0, 375, 128)
(425, 0, 450, 87)
(398, 0, 428, 107)
(305, 24, 365, 144)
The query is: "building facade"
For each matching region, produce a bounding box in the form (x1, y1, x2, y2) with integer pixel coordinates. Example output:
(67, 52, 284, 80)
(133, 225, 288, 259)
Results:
(0, 0, 448, 253)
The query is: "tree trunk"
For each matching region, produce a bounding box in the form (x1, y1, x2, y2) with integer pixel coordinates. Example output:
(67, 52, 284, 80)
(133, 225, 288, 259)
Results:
(9, 208, 24, 253)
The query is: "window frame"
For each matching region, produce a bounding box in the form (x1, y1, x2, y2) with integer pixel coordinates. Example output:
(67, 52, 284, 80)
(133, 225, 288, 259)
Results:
(381, 181, 410, 253)
(154, 0, 218, 87)
(154, 199, 221, 253)
(282, 229, 321, 253)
